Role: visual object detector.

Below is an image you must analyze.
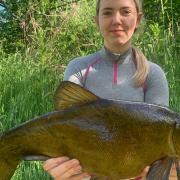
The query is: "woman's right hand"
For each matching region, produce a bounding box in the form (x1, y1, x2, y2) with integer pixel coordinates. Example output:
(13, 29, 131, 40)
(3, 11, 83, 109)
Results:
(43, 156, 91, 180)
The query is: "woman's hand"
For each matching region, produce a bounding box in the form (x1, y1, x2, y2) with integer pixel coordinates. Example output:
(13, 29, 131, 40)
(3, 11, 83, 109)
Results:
(169, 164, 178, 180)
(129, 166, 149, 180)
(43, 158, 179, 180)
(43, 156, 91, 180)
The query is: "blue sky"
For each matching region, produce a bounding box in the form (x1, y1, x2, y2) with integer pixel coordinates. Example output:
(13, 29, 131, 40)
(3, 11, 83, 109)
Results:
(0, 5, 5, 11)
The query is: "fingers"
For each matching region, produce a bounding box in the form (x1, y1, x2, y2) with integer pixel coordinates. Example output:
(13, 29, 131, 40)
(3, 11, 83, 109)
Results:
(43, 157, 90, 180)
(56, 172, 91, 180)
(43, 156, 70, 171)
(59, 163, 82, 178)
(140, 166, 150, 177)
(129, 166, 150, 180)
(48, 159, 80, 178)
(169, 164, 177, 180)
(70, 173, 91, 180)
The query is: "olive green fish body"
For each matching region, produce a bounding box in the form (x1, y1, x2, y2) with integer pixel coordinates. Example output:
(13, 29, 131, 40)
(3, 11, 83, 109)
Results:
(0, 81, 180, 179)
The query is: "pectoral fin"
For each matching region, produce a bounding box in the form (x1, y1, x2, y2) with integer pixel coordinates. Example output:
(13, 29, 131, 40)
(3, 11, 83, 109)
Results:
(146, 157, 174, 180)
(23, 155, 50, 161)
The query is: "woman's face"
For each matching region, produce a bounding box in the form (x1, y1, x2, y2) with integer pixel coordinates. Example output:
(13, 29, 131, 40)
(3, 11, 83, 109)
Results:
(95, 0, 141, 52)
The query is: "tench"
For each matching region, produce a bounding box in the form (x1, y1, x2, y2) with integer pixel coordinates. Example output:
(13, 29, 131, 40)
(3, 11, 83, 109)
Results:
(0, 81, 180, 180)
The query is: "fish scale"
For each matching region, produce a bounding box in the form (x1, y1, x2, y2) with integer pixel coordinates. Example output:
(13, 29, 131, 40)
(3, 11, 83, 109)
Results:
(0, 81, 179, 180)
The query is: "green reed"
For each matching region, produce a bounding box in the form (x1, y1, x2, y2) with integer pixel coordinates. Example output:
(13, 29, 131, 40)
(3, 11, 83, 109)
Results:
(0, 0, 179, 179)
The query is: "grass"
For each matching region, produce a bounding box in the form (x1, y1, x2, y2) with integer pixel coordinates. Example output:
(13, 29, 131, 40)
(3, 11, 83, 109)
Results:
(0, 53, 63, 179)
(0, 0, 179, 179)
(12, 162, 51, 180)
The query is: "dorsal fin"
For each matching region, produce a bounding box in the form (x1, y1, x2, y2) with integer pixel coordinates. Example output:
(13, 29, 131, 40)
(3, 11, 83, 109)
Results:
(54, 81, 100, 110)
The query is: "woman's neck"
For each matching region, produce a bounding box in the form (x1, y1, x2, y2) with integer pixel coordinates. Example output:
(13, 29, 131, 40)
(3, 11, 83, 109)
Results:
(104, 41, 132, 54)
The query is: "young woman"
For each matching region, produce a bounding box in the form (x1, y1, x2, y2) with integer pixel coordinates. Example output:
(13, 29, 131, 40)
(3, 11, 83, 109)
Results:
(43, 0, 173, 179)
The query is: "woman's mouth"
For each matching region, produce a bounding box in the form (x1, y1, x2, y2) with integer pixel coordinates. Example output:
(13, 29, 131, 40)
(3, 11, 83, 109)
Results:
(110, 29, 125, 35)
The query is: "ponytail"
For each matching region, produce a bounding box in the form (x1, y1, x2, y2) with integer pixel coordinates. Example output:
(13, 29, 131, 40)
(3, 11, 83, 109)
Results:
(132, 47, 149, 87)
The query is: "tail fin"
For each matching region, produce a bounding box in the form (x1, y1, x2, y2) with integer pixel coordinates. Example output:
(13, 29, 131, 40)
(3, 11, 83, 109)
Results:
(0, 158, 20, 180)
(146, 157, 180, 180)
(0, 136, 21, 180)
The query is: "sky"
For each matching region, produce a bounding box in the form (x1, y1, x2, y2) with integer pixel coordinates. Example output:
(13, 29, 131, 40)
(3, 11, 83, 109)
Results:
(0, 5, 5, 11)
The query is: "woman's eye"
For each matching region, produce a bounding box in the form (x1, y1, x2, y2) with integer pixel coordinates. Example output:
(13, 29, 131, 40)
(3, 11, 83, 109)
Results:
(103, 11, 112, 16)
(122, 10, 131, 16)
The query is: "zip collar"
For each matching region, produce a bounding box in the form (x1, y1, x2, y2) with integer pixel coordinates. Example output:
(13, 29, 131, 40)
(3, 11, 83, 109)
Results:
(99, 46, 133, 65)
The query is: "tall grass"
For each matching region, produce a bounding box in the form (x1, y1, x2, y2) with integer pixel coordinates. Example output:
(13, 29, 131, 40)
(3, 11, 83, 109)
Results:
(0, 52, 63, 179)
(0, 0, 179, 179)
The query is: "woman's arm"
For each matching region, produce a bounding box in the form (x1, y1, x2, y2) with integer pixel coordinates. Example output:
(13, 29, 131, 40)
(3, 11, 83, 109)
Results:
(63, 58, 87, 86)
(144, 62, 169, 106)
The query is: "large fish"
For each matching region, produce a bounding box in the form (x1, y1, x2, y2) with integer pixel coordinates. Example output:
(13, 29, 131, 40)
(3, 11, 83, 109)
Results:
(0, 81, 180, 180)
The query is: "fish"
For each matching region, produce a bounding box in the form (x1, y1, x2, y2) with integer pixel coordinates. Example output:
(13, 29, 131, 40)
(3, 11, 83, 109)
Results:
(0, 81, 180, 180)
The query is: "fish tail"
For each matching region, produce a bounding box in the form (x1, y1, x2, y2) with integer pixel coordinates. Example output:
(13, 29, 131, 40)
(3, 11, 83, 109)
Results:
(0, 137, 21, 180)
(146, 157, 180, 180)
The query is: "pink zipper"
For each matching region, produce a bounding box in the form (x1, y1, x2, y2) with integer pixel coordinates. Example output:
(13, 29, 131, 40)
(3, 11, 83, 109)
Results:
(113, 61, 118, 85)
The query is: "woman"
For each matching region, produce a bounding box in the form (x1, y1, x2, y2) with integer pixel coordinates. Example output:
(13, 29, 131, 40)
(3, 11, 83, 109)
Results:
(43, 0, 172, 179)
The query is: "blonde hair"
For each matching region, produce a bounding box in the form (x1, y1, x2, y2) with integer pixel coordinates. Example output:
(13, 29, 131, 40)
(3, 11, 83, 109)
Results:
(96, 0, 149, 87)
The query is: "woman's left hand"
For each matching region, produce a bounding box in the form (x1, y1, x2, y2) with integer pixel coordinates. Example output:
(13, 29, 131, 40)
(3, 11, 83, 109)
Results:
(169, 164, 178, 180)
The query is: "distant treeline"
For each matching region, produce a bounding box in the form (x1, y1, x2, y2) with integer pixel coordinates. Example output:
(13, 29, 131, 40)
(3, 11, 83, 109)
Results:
(0, 0, 179, 54)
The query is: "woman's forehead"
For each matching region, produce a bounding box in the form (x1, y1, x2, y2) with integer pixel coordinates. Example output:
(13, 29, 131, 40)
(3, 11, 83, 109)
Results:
(99, 0, 137, 10)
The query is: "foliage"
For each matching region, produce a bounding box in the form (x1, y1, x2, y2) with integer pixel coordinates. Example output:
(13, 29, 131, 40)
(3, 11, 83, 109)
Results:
(0, 0, 179, 54)
(0, 0, 179, 179)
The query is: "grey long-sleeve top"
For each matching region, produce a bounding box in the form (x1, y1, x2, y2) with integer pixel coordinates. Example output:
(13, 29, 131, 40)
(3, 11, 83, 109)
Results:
(64, 47, 169, 106)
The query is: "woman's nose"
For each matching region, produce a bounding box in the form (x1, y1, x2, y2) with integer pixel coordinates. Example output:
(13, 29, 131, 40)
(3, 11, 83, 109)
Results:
(112, 12, 122, 25)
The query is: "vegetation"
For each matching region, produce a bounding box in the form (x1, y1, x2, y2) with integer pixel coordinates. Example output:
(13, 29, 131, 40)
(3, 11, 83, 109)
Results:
(0, 0, 179, 179)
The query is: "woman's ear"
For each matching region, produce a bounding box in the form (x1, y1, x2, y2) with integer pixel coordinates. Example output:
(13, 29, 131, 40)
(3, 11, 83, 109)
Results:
(136, 12, 143, 29)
